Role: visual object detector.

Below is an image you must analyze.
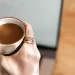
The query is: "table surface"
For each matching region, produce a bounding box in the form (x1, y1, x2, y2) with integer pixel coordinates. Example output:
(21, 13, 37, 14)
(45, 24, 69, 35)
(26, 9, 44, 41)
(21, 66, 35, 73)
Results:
(52, 0, 75, 75)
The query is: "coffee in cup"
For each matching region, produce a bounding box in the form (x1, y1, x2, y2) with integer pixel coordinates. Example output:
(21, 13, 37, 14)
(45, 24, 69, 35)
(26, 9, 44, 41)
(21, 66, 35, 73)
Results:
(0, 23, 24, 44)
(0, 17, 25, 55)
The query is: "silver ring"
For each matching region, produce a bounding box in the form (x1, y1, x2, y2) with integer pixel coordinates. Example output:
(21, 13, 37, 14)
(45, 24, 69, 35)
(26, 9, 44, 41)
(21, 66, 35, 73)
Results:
(24, 37, 34, 44)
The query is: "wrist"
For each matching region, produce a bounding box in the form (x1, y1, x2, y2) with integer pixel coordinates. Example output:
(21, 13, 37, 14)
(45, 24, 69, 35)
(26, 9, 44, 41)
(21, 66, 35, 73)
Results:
(19, 63, 39, 75)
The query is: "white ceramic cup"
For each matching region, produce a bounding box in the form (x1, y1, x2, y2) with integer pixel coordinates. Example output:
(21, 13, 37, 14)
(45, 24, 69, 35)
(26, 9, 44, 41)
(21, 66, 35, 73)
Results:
(0, 17, 25, 55)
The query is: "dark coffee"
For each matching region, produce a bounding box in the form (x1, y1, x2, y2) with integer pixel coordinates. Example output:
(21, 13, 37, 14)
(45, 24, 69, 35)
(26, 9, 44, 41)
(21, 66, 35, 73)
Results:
(0, 23, 23, 44)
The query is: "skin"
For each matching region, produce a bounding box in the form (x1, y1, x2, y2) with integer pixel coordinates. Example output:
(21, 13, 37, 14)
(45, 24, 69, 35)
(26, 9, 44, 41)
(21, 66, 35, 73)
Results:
(0, 22, 41, 75)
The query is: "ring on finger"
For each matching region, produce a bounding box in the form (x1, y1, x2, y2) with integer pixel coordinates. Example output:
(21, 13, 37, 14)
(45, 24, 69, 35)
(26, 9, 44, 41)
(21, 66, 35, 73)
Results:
(24, 37, 34, 44)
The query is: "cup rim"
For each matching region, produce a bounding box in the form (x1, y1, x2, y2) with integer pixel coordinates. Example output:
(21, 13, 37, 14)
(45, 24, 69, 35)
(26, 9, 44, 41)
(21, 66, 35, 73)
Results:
(0, 16, 26, 46)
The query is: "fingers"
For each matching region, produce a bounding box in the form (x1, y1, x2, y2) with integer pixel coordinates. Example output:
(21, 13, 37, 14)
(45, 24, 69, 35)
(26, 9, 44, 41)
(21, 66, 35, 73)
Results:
(24, 22, 35, 44)
(24, 22, 34, 38)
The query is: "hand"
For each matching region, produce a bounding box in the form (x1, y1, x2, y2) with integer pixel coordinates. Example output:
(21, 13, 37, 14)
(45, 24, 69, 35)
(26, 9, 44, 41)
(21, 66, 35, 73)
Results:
(0, 22, 41, 75)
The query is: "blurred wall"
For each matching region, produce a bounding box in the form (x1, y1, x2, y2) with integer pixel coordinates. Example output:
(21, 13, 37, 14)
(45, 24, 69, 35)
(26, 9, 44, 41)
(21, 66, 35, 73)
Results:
(0, 0, 62, 48)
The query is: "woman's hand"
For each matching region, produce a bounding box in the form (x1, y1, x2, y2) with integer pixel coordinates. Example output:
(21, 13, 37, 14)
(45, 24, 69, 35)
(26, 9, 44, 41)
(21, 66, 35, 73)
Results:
(0, 22, 41, 75)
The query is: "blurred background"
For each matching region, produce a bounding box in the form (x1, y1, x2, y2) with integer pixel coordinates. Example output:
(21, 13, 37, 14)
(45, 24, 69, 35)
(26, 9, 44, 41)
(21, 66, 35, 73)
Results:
(0, 0, 63, 75)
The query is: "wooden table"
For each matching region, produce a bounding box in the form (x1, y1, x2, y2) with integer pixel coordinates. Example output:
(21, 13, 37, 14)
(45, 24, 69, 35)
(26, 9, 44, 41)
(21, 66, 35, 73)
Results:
(53, 0, 75, 75)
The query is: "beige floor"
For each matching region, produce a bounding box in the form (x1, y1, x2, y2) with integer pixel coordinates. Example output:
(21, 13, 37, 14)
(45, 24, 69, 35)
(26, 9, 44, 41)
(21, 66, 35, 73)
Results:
(53, 0, 75, 75)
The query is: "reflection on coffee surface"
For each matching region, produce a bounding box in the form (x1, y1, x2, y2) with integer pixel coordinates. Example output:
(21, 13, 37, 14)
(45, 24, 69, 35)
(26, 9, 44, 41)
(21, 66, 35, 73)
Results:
(0, 23, 23, 44)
